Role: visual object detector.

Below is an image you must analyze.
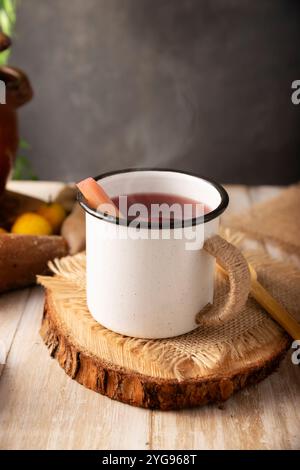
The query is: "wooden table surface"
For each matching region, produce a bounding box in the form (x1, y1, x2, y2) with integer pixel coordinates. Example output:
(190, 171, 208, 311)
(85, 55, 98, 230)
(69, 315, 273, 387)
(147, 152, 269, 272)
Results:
(0, 182, 299, 450)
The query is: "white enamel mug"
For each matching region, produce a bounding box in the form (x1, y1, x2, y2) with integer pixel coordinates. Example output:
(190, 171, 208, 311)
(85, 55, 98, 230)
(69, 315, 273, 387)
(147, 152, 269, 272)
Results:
(79, 169, 250, 339)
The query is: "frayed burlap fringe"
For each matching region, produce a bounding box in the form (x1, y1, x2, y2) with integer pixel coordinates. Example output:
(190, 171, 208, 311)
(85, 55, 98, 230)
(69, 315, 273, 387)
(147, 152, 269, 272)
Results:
(226, 183, 300, 256)
(38, 249, 299, 381)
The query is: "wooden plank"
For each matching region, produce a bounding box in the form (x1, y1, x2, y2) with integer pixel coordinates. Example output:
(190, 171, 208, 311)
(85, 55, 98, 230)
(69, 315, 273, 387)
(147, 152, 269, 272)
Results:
(247, 186, 300, 450)
(6, 181, 65, 201)
(0, 289, 30, 378)
(0, 287, 151, 450)
(0, 181, 66, 379)
(1, 183, 298, 449)
(0, 181, 151, 450)
(151, 186, 300, 450)
(238, 187, 300, 450)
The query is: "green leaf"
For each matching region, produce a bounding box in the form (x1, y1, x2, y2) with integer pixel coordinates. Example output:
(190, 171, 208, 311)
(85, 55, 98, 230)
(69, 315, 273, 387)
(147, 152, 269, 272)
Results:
(12, 155, 38, 180)
(12, 138, 38, 181)
(0, 10, 10, 34)
(0, 49, 9, 66)
(19, 138, 30, 150)
(3, 0, 16, 24)
(0, 0, 18, 64)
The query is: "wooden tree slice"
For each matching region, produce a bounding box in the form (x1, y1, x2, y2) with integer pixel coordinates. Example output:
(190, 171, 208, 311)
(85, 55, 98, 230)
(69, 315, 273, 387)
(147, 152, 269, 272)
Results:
(39, 252, 293, 410)
(41, 295, 290, 410)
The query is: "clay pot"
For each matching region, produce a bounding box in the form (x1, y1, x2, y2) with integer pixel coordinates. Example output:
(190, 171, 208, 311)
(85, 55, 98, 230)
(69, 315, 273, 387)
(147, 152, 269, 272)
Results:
(0, 60, 33, 194)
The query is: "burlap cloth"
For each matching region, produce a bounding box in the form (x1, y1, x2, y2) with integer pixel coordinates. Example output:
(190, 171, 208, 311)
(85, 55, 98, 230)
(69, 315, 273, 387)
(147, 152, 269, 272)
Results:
(226, 184, 300, 256)
(38, 246, 299, 380)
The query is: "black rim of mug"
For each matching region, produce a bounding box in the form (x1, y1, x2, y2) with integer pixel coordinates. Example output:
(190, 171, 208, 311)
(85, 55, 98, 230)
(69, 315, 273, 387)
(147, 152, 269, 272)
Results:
(77, 168, 229, 230)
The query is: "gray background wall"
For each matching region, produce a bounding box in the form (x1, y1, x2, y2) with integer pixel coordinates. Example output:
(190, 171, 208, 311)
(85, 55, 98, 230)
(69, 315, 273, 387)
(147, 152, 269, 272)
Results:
(11, 0, 300, 183)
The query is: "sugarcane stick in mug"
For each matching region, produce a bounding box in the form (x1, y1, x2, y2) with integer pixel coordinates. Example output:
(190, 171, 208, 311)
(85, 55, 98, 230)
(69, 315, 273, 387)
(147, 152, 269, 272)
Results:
(76, 177, 122, 218)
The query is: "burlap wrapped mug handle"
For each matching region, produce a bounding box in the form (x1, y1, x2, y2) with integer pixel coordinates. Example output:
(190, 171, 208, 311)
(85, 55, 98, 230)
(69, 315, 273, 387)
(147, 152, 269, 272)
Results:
(196, 234, 251, 326)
